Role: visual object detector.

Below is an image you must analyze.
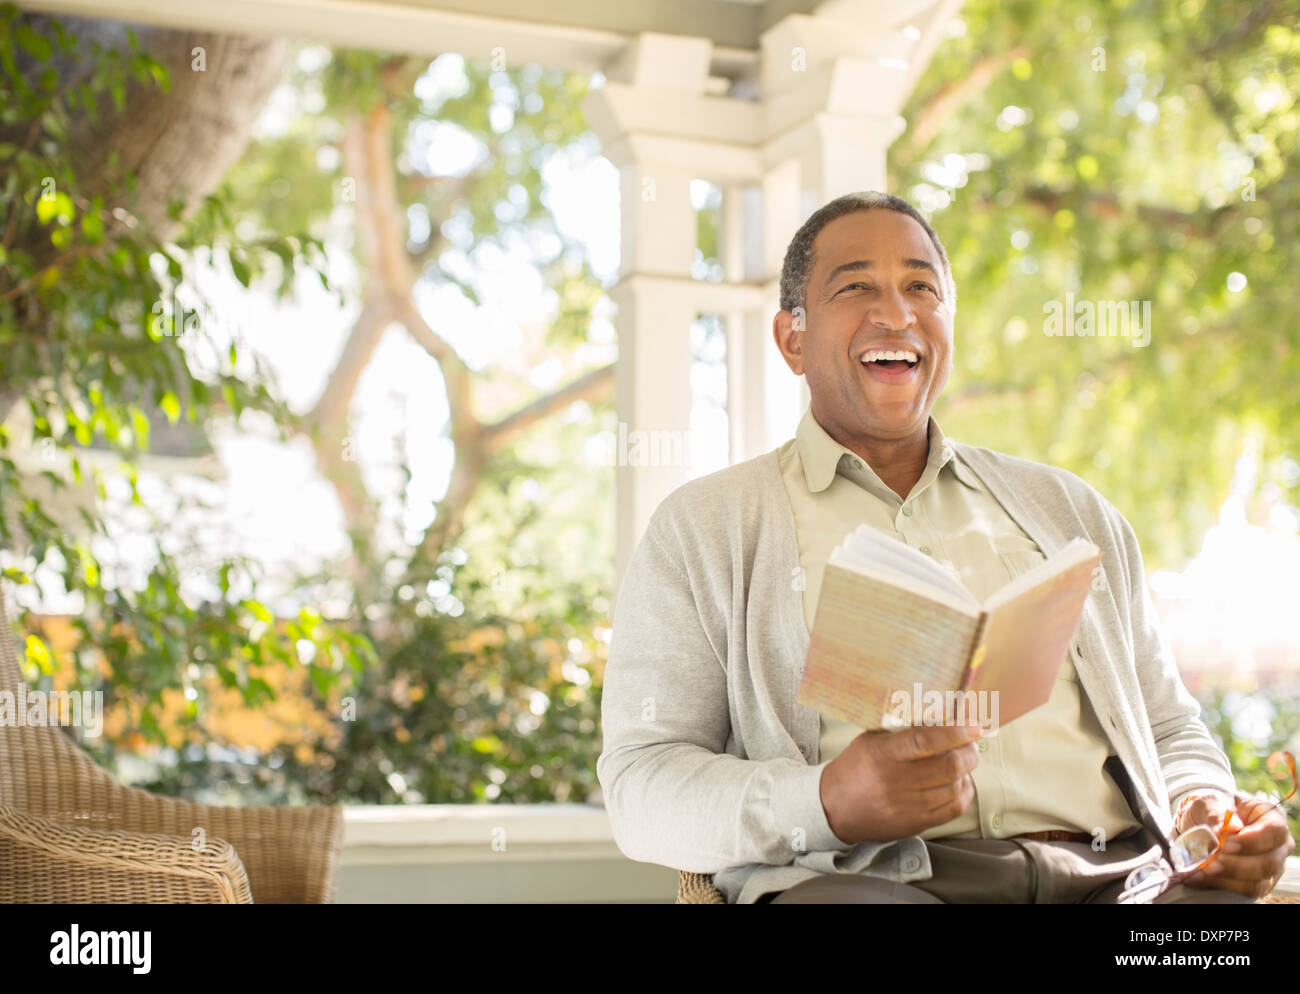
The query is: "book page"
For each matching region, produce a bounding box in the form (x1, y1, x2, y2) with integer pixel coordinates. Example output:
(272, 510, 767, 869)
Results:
(799, 563, 980, 732)
(967, 542, 1101, 725)
(830, 525, 979, 613)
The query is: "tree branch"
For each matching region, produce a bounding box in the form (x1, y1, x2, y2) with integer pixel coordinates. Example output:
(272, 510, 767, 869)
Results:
(999, 184, 1237, 237)
(482, 363, 614, 455)
(392, 293, 476, 430)
(894, 45, 1029, 164)
(305, 297, 394, 430)
(1195, 0, 1279, 57)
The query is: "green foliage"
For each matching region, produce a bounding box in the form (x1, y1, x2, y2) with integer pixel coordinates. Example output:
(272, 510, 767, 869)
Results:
(124, 404, 614, 805)
(1197, 687, 1300, 842)
(896, 0, 1300, 569)
(28, 35, 614, 802)
(0, 6, 374, 736)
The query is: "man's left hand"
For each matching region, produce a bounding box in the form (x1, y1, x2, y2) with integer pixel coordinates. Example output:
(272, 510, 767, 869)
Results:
(1179, 790, 1295, 899)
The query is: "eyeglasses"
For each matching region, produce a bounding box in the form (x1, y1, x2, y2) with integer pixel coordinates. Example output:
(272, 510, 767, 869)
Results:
(1117, 811, 1234, 903)
(1117, 749, 1296, 905)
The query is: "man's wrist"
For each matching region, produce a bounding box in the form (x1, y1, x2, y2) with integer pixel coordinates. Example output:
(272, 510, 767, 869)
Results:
(818, 761, 852, 846)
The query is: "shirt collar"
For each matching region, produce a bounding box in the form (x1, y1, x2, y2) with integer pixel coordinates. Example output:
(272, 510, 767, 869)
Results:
(794, 406, 983, 497)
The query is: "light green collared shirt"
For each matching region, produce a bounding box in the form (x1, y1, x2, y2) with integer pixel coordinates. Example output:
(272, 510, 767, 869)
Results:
(779, 406, 1139, 841)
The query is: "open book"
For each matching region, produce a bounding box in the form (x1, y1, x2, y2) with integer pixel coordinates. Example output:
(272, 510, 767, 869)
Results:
(797, 527, 1101, 735)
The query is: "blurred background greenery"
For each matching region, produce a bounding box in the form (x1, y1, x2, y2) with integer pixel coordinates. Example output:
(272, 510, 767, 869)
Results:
(0, 0, 1296, 837)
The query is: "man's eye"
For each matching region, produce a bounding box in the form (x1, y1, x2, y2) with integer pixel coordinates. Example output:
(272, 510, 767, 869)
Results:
(910, 282, 937, 294)
(839, 282, 871, 293)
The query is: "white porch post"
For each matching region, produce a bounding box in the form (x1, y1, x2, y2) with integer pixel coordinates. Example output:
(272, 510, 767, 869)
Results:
(584, 33, 763, 587)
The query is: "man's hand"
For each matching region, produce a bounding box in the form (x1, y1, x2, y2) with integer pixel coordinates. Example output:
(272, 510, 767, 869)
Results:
(819, 722, 981, 845)
(1179, 790, 1296, 899)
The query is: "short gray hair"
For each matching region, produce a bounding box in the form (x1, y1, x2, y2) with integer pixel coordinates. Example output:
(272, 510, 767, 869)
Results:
(778, 191, 957, 315)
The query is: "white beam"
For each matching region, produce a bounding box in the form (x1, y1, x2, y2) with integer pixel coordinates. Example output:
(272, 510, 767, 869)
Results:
(12, 0, 795, 76)
(582, 85, 762, 152)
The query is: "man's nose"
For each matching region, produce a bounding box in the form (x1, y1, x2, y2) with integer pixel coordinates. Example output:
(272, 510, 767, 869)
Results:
(866, 286, 915, 332)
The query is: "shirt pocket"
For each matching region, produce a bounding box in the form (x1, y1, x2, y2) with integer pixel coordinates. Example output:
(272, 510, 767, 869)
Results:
(996, 540, 1047, 583)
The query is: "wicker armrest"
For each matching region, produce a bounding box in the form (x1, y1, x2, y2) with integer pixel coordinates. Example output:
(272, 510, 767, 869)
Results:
(0, 586, 343, 903)
(0, 804, 253, 903)
(676, 870, 726, 904)
(51, 792, 345, 904)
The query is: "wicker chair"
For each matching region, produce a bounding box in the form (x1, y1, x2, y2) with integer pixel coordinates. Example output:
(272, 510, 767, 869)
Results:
(0, 585, 343, 903)
(676, 870, 725, 904)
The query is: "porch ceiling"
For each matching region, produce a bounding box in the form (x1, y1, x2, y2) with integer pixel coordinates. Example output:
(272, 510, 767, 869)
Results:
(15, 0, 956, 82)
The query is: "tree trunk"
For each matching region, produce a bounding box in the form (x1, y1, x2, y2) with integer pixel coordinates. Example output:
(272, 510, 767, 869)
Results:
(11, 14, 290, 253)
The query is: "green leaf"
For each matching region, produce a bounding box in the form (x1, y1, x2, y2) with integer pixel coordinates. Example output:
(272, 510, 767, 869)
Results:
(129, 408, 150, 447)
(81, 211, 103, 244)
(309, 666, 333, 696)
(247, 600, 273, 624)
(231, 254, 252, 288)
(24, 635, 54, 675)
(35, 196, 59, 225)
(246, 676, 275, 704)
(15, 22, 52, 62)
(148, 61, 170, 93)
(159, 391, 181, 424)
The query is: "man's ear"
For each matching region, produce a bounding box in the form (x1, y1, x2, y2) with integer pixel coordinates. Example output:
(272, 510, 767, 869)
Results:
(773, 307, 805, 376)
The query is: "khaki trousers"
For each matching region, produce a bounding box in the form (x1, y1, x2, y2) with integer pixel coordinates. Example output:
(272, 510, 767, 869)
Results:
(762, 832, 1257, 904)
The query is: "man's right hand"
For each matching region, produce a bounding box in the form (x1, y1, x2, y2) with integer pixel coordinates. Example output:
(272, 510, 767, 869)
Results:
(819, 722, 982, 845)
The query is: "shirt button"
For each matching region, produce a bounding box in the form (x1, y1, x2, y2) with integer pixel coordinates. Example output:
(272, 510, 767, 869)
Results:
(852, 458, 863, 470)
(920, 546, 932, 556)
(992, 814, 1003, 829)
(901, 855, 922, 873)
(902, 504, 913, 517)
(977, 739, 989, 753)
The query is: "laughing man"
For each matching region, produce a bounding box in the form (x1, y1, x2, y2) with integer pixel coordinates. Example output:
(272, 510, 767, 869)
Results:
(596, 191, 1293, 904)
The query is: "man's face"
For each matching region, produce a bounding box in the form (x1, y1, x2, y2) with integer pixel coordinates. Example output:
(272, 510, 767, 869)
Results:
(787, 208, 954, 446)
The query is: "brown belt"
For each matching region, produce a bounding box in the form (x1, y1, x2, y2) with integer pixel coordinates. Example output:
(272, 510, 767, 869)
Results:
(1011, 830, 1094, 844)
(1014, 826, 1146, 844)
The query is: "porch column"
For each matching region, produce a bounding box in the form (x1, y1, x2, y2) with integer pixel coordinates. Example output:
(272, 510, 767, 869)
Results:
(584, 33, 763, 586)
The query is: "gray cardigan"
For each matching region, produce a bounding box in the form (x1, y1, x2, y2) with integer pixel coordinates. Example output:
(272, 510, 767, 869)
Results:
(596, 441, 1237, 904)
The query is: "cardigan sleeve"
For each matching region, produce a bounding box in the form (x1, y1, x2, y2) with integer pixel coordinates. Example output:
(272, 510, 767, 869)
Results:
(1112, 506, 1238, 814)
(596, 510, 852, 874)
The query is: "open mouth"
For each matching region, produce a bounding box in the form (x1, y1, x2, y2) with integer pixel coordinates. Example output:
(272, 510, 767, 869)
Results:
(859, 348, 920, 377)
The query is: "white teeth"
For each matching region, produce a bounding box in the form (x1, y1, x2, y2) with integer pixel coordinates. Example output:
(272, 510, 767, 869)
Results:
(861, 349, 919, 364)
